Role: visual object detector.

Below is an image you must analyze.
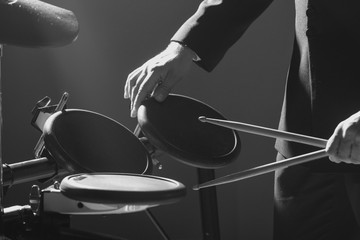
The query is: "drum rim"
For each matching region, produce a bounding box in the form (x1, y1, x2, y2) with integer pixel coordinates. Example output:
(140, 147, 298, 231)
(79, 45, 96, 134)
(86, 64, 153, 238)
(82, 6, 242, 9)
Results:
(59, 173, 187, 205)
(43, 109, 152, 174)
(138, 94, 241, 169)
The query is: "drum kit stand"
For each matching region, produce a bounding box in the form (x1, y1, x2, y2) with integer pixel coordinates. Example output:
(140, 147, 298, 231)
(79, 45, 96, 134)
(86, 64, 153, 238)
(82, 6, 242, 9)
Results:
(0, 1, 238, 239)
(0, 1, 330, 240)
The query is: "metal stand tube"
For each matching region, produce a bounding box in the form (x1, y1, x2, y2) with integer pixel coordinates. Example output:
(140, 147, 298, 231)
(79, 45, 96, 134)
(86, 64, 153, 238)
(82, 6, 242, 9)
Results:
(133, 125, 170, 240)
(197, 168, 221, 240)
(2, 157, 58, 187)
(145, 209, 170, 240)
(0, 44, 4, 238)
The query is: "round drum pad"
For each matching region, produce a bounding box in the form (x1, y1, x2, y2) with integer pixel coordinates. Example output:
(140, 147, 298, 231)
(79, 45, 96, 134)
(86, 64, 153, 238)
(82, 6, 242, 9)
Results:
(137, 94, 241, 169)
(43, 109, 151, 174)
(60, 173, 186, 205)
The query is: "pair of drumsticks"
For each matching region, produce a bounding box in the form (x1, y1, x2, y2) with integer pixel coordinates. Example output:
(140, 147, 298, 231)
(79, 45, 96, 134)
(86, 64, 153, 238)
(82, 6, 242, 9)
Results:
(193, 116, 328, 190)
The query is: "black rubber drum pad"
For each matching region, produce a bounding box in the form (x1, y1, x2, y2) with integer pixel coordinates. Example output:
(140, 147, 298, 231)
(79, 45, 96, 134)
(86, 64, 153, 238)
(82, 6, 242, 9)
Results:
(137, 94, 241, 169)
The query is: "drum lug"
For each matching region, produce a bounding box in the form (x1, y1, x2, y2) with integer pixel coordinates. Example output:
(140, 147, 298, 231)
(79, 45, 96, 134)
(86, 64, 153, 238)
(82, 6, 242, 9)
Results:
(139, 137, 164, 169)
(152, 158, 163, 170)
(29, 185, 41, 216)
(139, 137, 156, 154)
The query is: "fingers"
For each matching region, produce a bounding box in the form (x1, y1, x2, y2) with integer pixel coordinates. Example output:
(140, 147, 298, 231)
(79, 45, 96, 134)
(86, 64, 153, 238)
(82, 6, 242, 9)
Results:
(326, 134, 342, 163)
(125, 62, 172, 118)
(326, 120, 360, 164)
(351, 140, 360, 162)
(124, 66, 142, 99)
(153, 77, 173, 102)
(124, 42, 194, 118)
(130, 69, 163, 118)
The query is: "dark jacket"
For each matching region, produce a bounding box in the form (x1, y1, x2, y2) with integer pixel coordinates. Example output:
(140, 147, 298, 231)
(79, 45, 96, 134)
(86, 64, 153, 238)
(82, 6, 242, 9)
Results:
(171, 0, 360, 172)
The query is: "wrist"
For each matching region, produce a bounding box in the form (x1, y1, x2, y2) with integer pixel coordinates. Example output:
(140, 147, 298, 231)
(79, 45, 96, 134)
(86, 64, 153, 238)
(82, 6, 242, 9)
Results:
(169, 41, 200, 61)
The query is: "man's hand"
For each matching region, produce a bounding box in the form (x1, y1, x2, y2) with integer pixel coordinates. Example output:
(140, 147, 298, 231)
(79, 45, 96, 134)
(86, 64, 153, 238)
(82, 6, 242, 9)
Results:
(124, 41, 196, 118)
(326, 111, 360, 164)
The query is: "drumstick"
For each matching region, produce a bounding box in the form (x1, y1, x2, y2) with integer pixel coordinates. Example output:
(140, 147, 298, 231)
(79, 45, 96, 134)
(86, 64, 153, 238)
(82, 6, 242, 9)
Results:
(193, 149, 328, 190)
(199, 116, 327, 148)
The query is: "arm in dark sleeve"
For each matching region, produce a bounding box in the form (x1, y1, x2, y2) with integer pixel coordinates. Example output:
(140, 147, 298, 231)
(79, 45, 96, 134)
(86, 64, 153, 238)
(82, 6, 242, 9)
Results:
(171, 0, 273, 71)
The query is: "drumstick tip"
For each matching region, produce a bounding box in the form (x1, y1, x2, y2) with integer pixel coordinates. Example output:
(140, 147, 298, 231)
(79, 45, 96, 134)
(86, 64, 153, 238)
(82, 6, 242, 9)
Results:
(192, 185, 200, 191)
(198, 116, 207, 122)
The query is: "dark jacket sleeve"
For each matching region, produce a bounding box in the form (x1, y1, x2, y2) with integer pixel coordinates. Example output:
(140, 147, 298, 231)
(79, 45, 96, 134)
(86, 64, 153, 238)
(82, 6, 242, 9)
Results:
(171, 0, 273, 71)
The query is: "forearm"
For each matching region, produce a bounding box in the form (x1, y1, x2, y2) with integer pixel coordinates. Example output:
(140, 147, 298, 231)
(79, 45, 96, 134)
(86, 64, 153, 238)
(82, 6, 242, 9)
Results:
(171, 0, 273, 71)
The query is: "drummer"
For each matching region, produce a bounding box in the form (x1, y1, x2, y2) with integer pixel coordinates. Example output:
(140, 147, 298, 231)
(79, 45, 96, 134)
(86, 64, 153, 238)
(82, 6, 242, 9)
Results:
(124, 1, 360, 240)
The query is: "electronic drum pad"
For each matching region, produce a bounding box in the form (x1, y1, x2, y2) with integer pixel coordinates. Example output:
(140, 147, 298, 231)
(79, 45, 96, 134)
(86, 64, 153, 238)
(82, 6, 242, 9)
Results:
(137, 94, 241, 169)
(43, 109, 152, 175)
(60, 173, 186, 206)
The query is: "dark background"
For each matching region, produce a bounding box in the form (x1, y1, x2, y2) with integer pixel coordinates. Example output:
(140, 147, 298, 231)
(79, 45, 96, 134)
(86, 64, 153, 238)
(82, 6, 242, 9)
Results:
(1, 0, 294, 239)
